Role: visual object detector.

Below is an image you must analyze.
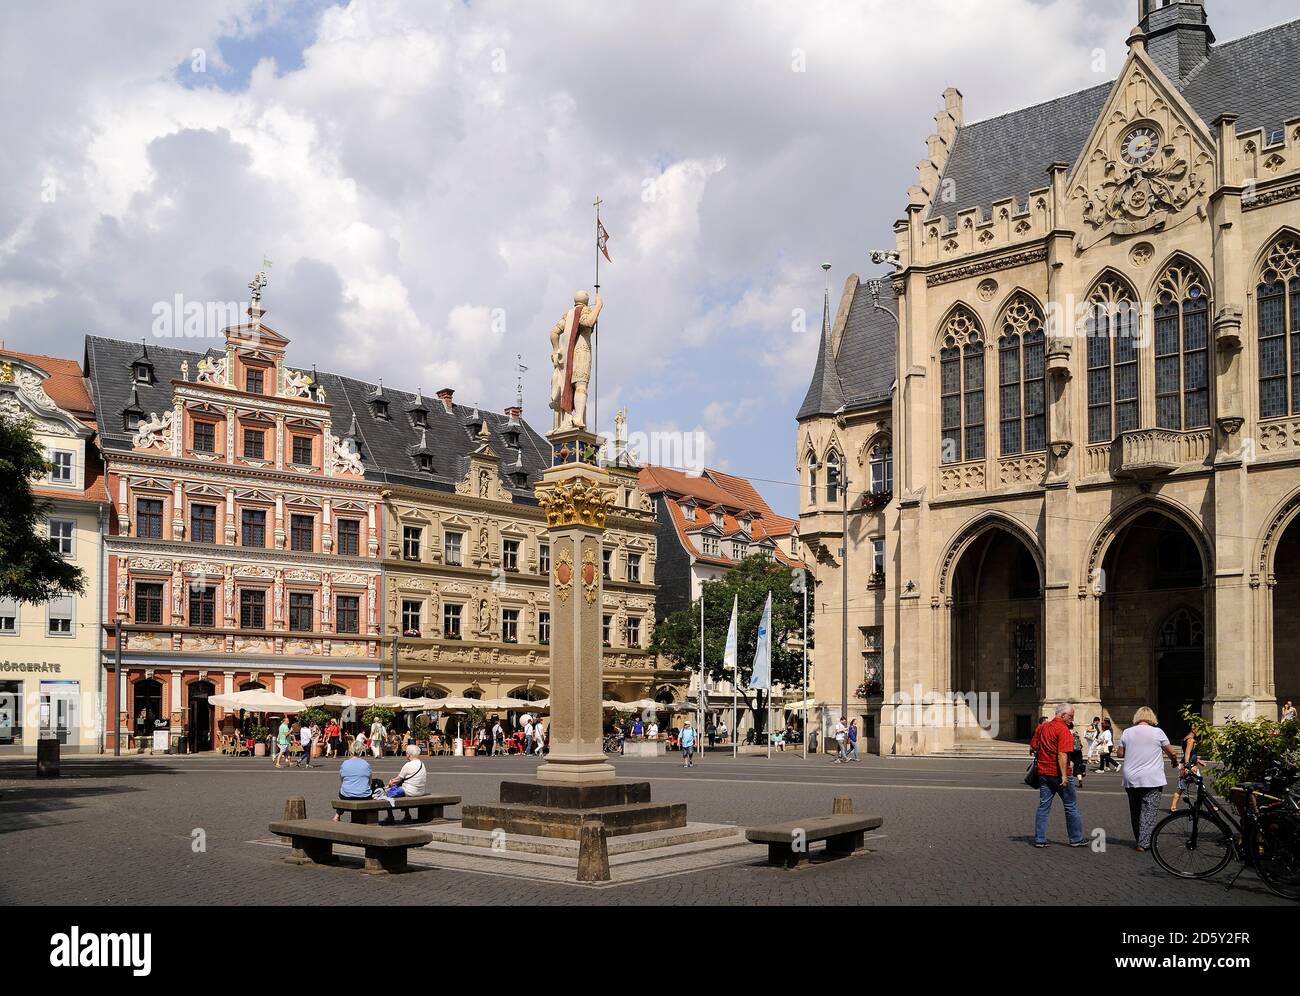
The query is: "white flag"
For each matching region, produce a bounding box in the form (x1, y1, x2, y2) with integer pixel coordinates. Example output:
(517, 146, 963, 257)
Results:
(722, 595, 738, 672)
(749, 592, 772, 690)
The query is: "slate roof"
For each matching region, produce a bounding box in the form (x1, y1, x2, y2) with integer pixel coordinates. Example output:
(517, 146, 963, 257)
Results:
(929, 17, 1300, 229)
(83, 335, 551, 500)
(797, 278, 896, 420)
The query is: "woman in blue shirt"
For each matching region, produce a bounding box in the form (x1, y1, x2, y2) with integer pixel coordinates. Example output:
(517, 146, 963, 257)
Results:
(332, 744, 374, 821)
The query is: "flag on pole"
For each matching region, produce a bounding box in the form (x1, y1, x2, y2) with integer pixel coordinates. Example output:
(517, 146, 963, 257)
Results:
(749, 592, 772, 690)
(597, 219, 612, 263)
(722, 595, 738, 672)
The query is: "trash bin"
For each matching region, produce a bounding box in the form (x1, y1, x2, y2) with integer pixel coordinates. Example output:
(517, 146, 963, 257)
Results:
(37, 737, 60, 778)
(808, 733, 820, 754)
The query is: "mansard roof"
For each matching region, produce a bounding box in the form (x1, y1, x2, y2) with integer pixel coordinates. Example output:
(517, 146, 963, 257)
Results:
(797, 277, 896, 420)
(83, 334, 551, 500)
(929, 18, 1300, 229)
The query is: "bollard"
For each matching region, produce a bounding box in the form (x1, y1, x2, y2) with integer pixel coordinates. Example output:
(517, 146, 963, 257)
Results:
(832, 795, 854, 815)
(282, 796, 307, 821)
(576, 819, 611, 883)
(36, 738, 60, 779)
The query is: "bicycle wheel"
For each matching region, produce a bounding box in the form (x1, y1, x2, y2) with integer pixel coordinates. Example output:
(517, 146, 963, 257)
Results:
(1150, 809, 1234, 879)
(1257, 817, 1300, 901)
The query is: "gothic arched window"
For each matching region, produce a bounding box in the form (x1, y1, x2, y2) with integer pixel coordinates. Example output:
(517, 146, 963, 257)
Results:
(825, 451, 841, 504)
(806, 452, 818, 506)
(1086, 275, 1140, 443)
(939, 307, 985, 463)
(1152, 258, 1211, 430)
(868, 438, 893, 495)
(1258, 236, 1300, 419)
(997, 294, 1046, 455)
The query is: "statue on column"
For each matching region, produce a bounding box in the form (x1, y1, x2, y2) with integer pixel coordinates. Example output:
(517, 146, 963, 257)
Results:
(548, 290, 603, 431)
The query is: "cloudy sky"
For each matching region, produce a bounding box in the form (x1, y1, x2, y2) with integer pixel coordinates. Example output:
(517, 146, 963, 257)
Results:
(1, 0, 1292, 514)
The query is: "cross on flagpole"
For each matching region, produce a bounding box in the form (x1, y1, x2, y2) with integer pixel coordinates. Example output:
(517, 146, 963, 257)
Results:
(592, 195, 603, 437)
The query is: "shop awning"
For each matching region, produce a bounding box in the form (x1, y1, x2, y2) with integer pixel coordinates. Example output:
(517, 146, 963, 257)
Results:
(209, 690, 306, 713)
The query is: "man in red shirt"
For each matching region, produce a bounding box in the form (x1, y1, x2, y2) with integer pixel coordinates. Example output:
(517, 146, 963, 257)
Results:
(1030, 704, 1085, 847)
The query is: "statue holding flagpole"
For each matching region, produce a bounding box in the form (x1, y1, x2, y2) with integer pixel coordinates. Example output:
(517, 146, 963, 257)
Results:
(547, 289, 602, 431)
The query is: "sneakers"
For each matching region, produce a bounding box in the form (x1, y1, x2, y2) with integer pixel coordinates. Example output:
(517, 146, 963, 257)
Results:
(1069, 840, 1088, 848)
(1033, 842, 1048, 848)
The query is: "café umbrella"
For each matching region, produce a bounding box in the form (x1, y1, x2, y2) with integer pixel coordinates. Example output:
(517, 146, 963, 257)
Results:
(208, 689, 306, 713)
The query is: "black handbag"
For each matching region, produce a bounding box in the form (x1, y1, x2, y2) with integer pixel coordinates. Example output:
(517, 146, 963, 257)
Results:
(1024, 757, 1041, 788)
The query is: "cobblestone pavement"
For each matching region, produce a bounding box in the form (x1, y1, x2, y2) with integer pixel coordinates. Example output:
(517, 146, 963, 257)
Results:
(0, 751, 1287, 905)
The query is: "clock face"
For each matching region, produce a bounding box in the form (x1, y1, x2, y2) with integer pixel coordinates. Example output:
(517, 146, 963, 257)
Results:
(1121, 126, 1159, 166)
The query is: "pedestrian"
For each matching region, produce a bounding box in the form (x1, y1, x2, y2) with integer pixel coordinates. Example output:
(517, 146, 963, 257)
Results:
(1095, 718, 1118, 772)
(1030, 703, 1085, 848)
(369, 716, 387, 758)
(1283, 700, 1297, 722)
(492, 716, 504, 756)
(533, 718, 546, 756)
(1069, 718, 1086, 787)
(681, 719, 696, 768)
(274, 716, 292, 768)
(1084, 716, 1100, 764)
(706, 722, 716, 748)
(647, 719, 659, 741)
(1169, 726, 1200, 812)
(718, 718, 728, 745)
(332, 742, 374, 821)
(353, 728, 368, 756)
(386, 744, 428, 798)
(632, 716, 644, 740)
(847, 719, 860, 761)
(831, 716, 848, 763)
(299, 721, 314, 768)
(523, 715, 535, 755)
(325, 718, 341, 758)
(1116, 706, 1182, 851)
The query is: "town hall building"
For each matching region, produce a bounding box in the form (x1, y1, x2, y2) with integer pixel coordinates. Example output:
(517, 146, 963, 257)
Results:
(798, 1, 1300, 754)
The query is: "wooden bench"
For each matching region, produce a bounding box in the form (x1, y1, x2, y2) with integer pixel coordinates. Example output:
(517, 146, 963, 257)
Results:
(268, 819, 434, 873)
(330, 794, 461, 825)
(746, 814, 883, 868)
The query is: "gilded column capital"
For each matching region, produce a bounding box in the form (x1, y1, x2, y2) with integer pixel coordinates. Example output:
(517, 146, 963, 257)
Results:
(535, 476, 615, 528)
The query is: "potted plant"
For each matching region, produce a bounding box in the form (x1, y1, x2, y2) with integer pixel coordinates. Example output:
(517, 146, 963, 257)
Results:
(1187, 711, 1300, 793)
(248, 722, 270, 757)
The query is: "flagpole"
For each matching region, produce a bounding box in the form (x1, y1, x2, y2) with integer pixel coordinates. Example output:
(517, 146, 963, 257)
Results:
(592, 195, 601, 440)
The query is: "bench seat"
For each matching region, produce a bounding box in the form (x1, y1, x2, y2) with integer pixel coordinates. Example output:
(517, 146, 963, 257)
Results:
(746, 814, 883, 868)
(269, 819, 434, 873)
(330, 794, 461, 825)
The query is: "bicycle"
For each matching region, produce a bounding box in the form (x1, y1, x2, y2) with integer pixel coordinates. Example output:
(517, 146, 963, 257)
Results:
(602, 733, 623, 754)
(1150, 767, 1300, 901)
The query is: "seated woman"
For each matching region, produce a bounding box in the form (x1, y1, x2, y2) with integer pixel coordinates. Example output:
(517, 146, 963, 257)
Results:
(333, 744, 377, 821)
(387, 744, 428, 797)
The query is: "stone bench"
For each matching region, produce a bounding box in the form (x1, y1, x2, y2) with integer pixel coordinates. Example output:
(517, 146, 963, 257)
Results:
(746, 814, 883, 868)
(269, 819, 434, 874)
(330, 794, 461, 825)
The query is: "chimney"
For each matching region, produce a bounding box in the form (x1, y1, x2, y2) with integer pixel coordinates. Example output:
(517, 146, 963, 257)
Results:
(504, 404, 522, 421)
(436, 388, 454, 414)
(1139, 1, 1212, 83)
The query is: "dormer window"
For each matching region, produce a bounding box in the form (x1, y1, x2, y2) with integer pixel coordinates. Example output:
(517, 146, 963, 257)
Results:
(418, 454, 433, 473)
(133, 364, 152, 384)
(711, 511, 723, 528)
(738, 516, 751, 535)
(512, 470, 529, 489)
(245, 368, 264, 395)
(124, 411, 142, 431)
(504, 429, 520, 449)
(412, 409, 427, 429)
(372, 399, 389, 420)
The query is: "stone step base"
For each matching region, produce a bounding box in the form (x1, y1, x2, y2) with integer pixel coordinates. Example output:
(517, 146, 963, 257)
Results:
(461, 799, 687, 839)
(922, 741, 1034, 759)
(426, 821, 743, 858)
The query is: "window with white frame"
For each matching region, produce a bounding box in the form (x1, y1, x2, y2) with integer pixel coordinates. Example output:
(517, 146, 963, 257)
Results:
(47, 595, 73, 635)
(538, 610, 550, 645)
(48, 519, 75, 557)
(443, 602, 462, 638)
(402, 525, 422, 561)
(0, 599, 17, 634)
(444, 531, 463, 567)
(502, 538, 520, 572)
(401, 600, 422, 636)
(539, 543, 550, 574)
(702, 535, 720, 557)
(627, 552, 642, 583)
(48, 450, 74, 483)
(502, 608, 519, 643)
(624, 616, 642, 649)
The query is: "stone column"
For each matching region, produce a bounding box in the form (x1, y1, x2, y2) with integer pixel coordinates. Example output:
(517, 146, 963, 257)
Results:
(533, 428, 617, 784)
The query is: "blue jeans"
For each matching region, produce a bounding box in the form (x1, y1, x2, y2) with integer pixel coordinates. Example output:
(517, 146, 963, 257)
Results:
(1035, 775, 1083, 844)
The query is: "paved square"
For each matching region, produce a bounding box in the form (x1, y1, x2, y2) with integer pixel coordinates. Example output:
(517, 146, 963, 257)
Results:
(0, 752, 1287, 905)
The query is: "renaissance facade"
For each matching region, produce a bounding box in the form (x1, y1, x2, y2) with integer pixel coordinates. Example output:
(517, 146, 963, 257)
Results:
(798, 1, 1300, 754)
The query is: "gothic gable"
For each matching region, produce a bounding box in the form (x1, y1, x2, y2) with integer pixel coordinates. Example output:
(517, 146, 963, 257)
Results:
(1068, 42, 1216, 251)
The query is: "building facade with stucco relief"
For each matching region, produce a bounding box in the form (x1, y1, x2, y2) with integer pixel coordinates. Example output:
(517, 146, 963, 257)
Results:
(799, 1, 1300, 755)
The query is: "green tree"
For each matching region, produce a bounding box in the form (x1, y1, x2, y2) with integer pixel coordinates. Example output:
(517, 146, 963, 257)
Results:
(0, 415, 86, 602)
(651, 556, 812, 733)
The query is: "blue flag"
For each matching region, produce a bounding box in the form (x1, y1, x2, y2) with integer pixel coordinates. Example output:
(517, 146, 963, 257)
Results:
(749, 592, 772, 690)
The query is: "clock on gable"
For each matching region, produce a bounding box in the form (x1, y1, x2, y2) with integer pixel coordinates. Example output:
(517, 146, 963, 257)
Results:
(1120, 124, 1160, 167)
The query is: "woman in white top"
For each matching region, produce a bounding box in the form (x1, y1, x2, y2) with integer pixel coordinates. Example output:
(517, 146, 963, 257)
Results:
(1115, 707, 1183, 851)
(1095, 719, 1117, 772)
(370, 719, 386, 757)
(1282, 701, 1298, 722)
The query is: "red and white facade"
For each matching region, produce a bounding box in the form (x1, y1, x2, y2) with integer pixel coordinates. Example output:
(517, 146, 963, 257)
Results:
(96, 316, 385, 752)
